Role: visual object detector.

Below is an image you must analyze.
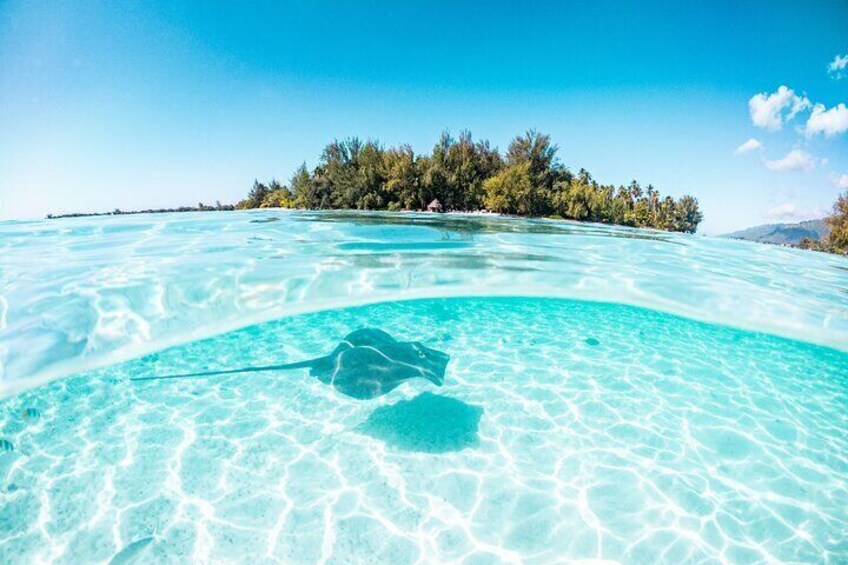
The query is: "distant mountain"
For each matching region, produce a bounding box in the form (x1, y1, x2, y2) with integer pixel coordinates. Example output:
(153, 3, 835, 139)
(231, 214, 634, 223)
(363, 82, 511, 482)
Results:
(722, 219, 828, 245)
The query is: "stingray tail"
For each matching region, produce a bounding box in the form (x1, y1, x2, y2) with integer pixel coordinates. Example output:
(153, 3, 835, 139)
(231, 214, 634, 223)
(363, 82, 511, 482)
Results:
(130, 359, 314, 382)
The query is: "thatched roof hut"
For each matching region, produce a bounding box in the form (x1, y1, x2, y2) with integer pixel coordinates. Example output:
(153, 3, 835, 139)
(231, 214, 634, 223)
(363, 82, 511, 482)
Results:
(427, 199, 443, 212)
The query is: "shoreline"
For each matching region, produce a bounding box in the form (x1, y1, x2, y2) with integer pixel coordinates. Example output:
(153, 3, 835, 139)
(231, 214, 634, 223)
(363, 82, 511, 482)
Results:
(46, 203, 236, 219)
(42, 208, 846, 255)
(44, 205, 693, 235)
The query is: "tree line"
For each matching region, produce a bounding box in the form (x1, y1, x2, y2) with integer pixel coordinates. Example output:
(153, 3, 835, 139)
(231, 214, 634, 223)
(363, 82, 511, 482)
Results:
(47, 201, 235, 219)
(798, 191, 848, 255)
(236, 130, 704, 233)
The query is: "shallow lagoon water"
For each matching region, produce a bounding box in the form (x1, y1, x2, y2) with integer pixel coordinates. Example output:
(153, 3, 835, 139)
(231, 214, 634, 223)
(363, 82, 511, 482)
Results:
(1, 297, 847, 563)
(1, 212, 848, 563)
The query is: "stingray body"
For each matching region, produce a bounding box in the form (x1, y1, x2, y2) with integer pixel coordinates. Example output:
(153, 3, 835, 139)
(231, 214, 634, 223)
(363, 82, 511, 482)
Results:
(132, 328, 449, 400)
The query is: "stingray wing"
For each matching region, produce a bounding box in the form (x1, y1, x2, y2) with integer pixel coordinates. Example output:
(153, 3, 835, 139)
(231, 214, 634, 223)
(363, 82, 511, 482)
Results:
(341, 328, 398, 348)
(318, 345, 415, 400)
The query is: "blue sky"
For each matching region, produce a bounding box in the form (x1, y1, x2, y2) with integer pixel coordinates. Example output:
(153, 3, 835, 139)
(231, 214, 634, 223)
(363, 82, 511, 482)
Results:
(1, 1, 846, 233)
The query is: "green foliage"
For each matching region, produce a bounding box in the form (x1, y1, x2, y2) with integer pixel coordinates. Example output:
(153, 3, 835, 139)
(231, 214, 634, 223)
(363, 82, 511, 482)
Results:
(483, 162, 534, 214)
(423, 131, 504, 211)
(258, 179, 292, 208)
(672, 195, 704, 234)
(823, 191, 848, 253)
(238, 180, 272, 209)
(241, 130, 704, 233)
(290, 163, 313, 208)
(507, 131, 561, 183)
(797, 237, 825, 251)
(383, 145, 423, 210)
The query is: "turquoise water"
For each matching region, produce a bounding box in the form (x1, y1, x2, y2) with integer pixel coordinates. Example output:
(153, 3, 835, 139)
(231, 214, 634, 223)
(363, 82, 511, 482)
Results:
(1, 212, 847, 562)
(2, 211, 847, 394)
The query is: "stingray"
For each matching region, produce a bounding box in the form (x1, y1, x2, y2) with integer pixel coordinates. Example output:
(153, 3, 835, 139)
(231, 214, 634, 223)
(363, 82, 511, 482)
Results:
(132, 328, 450, 400)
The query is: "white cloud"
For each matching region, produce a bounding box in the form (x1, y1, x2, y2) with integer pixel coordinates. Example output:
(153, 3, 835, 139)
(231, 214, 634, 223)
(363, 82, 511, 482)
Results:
(764, 203, 824, 222)
(734, 138, 762, 154)
(830, 173, 848, 190)
(764, 203, 799, 220)
(763, 149, 815, 172)
(748, 86, 811, 130)
(829, 54, 848, 79)
(805, 103, 848, 137)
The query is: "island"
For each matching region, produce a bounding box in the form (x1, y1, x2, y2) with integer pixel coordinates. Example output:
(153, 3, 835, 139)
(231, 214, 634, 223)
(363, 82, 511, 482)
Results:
(235, 130, 705, 234)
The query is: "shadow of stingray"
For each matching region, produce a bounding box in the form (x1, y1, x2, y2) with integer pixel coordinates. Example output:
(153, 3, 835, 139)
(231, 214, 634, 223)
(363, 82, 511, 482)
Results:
(359, 392, 483, 453)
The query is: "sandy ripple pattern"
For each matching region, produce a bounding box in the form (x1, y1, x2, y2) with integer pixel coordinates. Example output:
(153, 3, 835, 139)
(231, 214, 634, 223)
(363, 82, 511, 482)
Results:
(0, 297, 846, 563)
(1, 211, 848, 395)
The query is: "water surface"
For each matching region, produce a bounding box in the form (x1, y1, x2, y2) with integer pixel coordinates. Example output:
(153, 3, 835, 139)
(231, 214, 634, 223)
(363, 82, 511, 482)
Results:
(2, 211, 846, 395)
